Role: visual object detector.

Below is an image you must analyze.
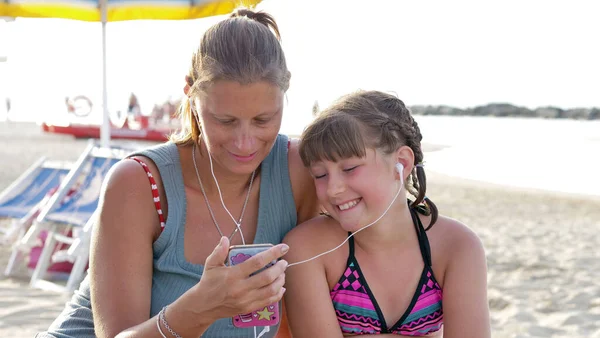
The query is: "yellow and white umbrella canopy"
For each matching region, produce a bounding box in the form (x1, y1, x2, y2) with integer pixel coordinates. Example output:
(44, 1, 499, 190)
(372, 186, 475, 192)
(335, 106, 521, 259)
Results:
(0, 0, 262, 146)
(0, 0, 262, 22)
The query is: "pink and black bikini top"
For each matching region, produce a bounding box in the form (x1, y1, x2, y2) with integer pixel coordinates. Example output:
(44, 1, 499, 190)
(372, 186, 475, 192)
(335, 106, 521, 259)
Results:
(330, 207, 443, 335)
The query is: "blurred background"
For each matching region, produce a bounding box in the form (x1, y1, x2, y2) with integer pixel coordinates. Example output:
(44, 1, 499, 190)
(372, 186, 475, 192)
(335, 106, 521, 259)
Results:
(1, 0, 598, 194)
(1, 0, 599, 337)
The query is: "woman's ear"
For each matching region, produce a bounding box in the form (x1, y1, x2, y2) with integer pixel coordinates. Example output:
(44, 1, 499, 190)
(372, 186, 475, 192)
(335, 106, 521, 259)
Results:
(183, 75, 192, 96)
(395, 145, 415, 180)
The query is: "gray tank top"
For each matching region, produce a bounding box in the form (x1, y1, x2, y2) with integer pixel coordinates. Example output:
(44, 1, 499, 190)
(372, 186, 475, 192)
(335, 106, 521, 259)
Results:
(38, 134, 297, 338)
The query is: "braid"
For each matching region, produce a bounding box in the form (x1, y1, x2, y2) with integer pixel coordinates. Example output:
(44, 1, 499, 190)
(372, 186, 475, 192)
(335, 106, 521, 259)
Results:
(409, 169, 420, 200)
(406, 114, 438, 229)
(405, 114, 424, 203)
(386, 105, 438, 230)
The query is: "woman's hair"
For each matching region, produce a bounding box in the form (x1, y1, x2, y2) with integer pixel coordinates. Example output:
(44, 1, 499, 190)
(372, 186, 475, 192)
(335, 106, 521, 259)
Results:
(171, 8, 290, 145)
(299, 90, 438, 229)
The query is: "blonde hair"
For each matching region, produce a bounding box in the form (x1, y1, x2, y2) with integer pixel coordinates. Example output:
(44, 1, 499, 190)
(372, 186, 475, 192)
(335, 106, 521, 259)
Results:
(299, 90, 438, 229)
(171, 8, 290, 145)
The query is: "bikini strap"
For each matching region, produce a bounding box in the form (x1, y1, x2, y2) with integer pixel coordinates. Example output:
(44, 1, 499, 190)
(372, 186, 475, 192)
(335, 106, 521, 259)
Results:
(348, 232, 355, 258)
(130, 157, 166, 231)
(410, 206, 433, 267)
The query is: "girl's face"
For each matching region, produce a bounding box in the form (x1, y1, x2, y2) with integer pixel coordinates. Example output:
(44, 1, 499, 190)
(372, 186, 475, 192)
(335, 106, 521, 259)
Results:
(309, 149, 400, 231)
(192, 80, 284, 176)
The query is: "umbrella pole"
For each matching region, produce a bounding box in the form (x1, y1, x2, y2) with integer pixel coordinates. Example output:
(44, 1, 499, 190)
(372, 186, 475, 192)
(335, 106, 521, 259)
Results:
(100, 0, 110, 148)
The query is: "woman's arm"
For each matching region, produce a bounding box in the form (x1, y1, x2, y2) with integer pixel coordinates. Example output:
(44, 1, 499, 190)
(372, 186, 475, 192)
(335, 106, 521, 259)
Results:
(91, 159, 290, 337)
(440, 222, 491, 338)
(91, 159, 215, 337)
(90, 158, 167, 337)
(282, 220, 344, 338)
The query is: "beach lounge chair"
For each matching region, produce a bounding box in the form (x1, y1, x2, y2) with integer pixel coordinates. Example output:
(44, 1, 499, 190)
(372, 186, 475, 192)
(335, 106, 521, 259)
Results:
(7, 141, 133, 292)
(47, 209, 97, 292)
(0, 157, 72, 243)
(0, 158, 73, 277)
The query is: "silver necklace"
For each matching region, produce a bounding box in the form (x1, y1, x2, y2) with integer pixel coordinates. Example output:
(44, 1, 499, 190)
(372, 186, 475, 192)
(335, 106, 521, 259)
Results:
(192, 143, 256, 243)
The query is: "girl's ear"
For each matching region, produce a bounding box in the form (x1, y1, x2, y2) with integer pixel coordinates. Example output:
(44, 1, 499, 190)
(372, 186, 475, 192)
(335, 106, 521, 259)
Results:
(395, 145, 415, 180)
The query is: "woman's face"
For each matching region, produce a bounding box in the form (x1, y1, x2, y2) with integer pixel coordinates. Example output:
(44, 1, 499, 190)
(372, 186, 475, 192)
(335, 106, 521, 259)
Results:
(192, 80, 284, 175)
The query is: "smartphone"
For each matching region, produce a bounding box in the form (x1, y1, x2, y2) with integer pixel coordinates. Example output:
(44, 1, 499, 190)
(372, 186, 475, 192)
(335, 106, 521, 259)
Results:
(228, 244, 280, 328)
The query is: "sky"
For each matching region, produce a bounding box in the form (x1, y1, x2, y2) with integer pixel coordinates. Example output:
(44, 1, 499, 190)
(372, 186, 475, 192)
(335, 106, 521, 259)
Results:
(1, 0, 599, 132)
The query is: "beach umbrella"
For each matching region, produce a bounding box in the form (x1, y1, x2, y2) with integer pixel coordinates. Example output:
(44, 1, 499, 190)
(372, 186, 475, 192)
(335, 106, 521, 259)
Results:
(0, 0, 262, 147)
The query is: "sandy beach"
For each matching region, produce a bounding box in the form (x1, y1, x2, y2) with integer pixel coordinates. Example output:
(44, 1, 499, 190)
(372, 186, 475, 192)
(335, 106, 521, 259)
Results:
(1, 121, 599, 338)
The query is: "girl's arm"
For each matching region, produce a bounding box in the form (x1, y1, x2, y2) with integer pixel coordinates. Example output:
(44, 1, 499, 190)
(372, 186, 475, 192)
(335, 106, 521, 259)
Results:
(282, 220, 344, 338)
(440, 222, 491, 338)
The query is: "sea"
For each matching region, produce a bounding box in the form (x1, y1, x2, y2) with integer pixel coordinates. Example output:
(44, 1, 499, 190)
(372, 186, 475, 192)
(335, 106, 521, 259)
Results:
(2, 98, 598, 198)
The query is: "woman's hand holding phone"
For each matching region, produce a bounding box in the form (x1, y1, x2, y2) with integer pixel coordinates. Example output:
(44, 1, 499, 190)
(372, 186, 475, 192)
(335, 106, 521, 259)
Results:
(172, 236, 288, 327)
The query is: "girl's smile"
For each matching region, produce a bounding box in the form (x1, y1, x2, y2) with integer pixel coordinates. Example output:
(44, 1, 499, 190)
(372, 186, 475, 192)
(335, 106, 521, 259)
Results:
(337, 197, 362, 211)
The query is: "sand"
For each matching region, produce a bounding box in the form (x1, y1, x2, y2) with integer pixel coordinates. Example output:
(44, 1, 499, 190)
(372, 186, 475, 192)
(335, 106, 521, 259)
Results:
(1, 121, 599, 338)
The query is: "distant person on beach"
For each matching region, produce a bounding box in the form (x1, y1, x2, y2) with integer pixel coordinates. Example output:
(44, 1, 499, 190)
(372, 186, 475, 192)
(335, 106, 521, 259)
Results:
(283, 91, 491, 337)
(38, 8, 318, 338)
(127, 92, 141, 117)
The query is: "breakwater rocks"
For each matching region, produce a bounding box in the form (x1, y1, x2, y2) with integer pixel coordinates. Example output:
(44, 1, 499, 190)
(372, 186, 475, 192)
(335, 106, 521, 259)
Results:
(410, 103, 599, 120)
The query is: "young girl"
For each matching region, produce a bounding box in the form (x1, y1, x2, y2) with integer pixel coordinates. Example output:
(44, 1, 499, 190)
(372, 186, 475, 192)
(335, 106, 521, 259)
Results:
(283, 91, 491, 337)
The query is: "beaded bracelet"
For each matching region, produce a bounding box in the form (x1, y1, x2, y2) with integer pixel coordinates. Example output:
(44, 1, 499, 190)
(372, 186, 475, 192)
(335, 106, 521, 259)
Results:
(159, 306, 183, 338)
(156, 315, 167, 338)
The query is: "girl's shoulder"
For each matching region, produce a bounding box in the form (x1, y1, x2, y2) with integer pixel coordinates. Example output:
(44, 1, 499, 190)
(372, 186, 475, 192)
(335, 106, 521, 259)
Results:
(283, 215, 348, 263)
(427, 215, 484, 254)
(425, 214, 487, 284)
(284, 214, 345, 245)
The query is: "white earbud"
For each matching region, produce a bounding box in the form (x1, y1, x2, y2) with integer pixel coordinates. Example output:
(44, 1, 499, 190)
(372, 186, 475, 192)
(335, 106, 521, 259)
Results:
(395, 162, 404, 175)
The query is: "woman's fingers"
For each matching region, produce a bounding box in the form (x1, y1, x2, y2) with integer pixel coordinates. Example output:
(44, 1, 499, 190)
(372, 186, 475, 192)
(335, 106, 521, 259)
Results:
(243, 274, 286, 313)
(237, 244, 288, 278)
(248, 259, 287, 288)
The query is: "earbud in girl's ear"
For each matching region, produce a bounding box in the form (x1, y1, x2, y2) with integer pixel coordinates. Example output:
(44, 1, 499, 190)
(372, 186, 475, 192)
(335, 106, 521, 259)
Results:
(395, 162, 404, 175)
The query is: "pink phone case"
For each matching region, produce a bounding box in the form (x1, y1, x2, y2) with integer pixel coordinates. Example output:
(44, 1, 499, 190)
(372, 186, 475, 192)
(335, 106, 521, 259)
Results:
(228, 244, 280, 328)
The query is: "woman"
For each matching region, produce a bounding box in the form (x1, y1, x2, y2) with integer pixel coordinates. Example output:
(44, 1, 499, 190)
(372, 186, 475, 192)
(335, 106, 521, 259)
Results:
(38, 8, 319, 338)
